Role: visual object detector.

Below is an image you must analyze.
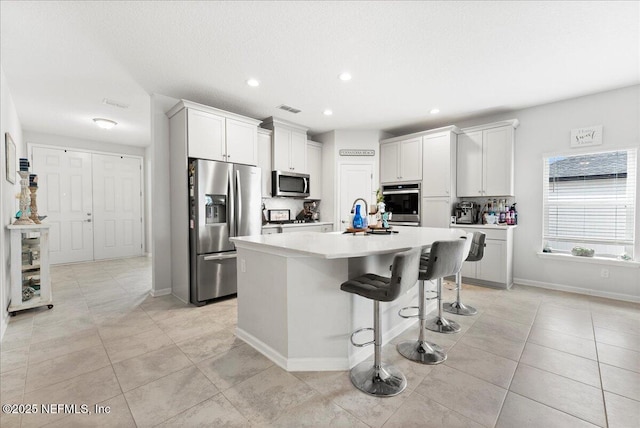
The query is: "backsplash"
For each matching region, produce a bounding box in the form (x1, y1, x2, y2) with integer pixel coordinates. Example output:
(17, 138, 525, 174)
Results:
(262, 197, 321, 221)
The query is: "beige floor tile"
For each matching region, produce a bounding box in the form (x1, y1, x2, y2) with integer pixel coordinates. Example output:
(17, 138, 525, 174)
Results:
(25, 345, 111, 392)
(595, 327, 640, 352)
(383, 392, 483, 428)
(469, 314, 532, 343)
(97, 311, 157, 341)
(527, 326, 597, 360)
(0, 345, 29, 373)
(458, 329, 526, 361)
(124, 366, 218, 427)
(0, 332, 31, 352)
(590, 298, 640, 321)
(414, 364, 507, 427)
(156, 310, 227, 342)
(604, 391, 640, 428)
(267, 394, 368, 428)
(537, 303, 592, 324)
(597, 342, 640, 373)
(29, 314, 96, 344)
(156, 394, 250, 427)
(103, 326, 173, 364)
(21, 366, 121, 428)
(113, 344, 192, 392)
(223, 365, 318, 425)
(533, 314, 594, 340)
(600, 363, 640, 401)
(31, 305, 90, 326)
(510, 364, 606, 427)
(445, 341, 518, 388)
(176, 328, 244, 363)
(196, 343, 274, 390)
(1, 367, 27, 399)
(28, 328, 102, 364)
(520, 342, 601, 387)
(46, 394, 136, 428)
(497, 392, 599, 428)
(592, 312, 640, 336)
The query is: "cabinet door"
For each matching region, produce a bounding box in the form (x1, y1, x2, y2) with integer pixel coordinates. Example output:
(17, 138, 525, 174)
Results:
(320, 225, 333, 233)
(187, 109, 225, 161)
(421, 197, 452, 228)
(399, 137, 422, 181)
(272, 127, 291, 171)
(257, 132, 272, 197)
(422, 133, 451, 197)
(457, 131, 483, 197)
(307, 141, 322, 199)
(477, 239, 506, 283)
(460, 260, 476, 280)
(289, 130, 307, 173)
(226, 119, 257, 166)
(262, 228, 280, 235)
(483, 126, 514, 196)
(380, 141, 399, 183)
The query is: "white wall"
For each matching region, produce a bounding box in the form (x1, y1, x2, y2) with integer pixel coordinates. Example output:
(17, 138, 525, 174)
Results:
(452, 85, 640, 301)
(150, 93, 179, 296)
(1, 66, 24, 340)
(24, 131, 145, 157)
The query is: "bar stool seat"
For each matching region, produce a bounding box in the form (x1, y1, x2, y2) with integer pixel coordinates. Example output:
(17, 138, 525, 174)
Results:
(443, 231, 486, 316)
(397, 238, 468, 364)
(341, 247, 421, 397)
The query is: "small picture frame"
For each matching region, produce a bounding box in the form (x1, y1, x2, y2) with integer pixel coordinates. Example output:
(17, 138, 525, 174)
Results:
(5, 132, 16, 184)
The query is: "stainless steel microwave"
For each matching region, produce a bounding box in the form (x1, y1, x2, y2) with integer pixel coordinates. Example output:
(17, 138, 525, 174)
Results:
(271, 170, 310, 198)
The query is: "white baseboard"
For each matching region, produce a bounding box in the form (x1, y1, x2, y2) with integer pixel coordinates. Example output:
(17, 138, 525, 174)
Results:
(150, 287, 172, 297)
(236, 317, 419, 372)
(513, 278, 640, 303)
(0, 314, 8, 343)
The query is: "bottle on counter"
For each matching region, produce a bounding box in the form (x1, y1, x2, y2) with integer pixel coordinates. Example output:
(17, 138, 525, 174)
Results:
(352, 204, 364, 229)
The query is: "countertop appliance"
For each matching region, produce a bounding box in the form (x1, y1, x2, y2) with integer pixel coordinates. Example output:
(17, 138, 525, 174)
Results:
(189, 159, 261, 305)
(271, 170, 310, 198)
(268, 209, 290, 222)
(455, 201, 478, 224)
(382, 183, 421, 226)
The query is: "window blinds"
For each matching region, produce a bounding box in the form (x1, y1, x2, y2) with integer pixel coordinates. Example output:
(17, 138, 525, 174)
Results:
(543, 149, 637, 247)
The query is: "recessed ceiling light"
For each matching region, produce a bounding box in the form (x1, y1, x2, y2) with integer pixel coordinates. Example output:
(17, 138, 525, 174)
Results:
(246, 79, 260, 87)
(323, 109, 333, 116)
(430, 108, 440, 115)
(93, 118, 117, 129)
(338, 72, 352, 81)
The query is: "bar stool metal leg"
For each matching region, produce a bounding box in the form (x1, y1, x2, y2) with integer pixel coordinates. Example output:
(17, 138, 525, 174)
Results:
(350, 301, 407, 396)
(443, 272, 478, 316)
(425, 278, 461, 333)
(397, 280, 447, 364)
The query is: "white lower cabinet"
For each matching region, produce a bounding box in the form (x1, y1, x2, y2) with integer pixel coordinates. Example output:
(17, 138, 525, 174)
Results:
(262, 223, 333, 234)
(457, 226, 514, 289)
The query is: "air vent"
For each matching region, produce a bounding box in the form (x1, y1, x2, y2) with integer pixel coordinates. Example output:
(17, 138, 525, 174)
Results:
(276, 104, 302, 114)
(102, 98, 130, 109)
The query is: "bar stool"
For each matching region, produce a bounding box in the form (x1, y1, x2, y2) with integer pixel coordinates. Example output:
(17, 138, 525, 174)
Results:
(340, 247, 421, 397)
(397, 239, 467, 364)
(443, 231, 486, 316)
(425, 233, 473, 334)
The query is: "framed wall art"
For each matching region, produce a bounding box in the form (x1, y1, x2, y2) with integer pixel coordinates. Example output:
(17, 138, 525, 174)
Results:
(5, 132, 16, 184)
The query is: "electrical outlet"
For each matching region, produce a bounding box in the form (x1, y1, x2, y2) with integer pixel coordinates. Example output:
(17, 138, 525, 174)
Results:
(600, 268, 609, 278)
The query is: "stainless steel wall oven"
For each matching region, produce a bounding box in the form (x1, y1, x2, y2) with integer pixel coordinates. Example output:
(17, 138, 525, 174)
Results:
(382, 183, 421, 226)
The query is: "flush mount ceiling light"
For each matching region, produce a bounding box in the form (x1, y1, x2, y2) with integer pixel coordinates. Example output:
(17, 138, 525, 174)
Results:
(246, 78, 260, 87)
(430, 108, 440, 115)
(323, 109, 333, 116)
(93, 118, 117, 129)
(338, 72, 352, 81)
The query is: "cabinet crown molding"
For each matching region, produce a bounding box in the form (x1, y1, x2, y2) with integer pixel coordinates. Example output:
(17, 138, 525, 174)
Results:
(166, 99, 261, 126)
(380, 125, 461, 144)
(261, 116, 309, 133)
(460, 119, 519, 133)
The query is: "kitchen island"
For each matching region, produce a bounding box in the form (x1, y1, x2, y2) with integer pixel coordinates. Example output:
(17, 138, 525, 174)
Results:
(230, 226, 468, 371)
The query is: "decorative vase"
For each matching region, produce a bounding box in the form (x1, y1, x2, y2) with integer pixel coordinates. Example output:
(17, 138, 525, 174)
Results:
(29, 186, 41, 224)
(14, 171, 35, 225)
(352, 204, 364, 229)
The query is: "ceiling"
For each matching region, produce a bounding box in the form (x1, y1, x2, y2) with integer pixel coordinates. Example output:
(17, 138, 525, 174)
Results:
(1, 1, 638, 147)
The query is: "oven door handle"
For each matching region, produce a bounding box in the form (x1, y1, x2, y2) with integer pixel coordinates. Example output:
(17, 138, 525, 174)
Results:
(382, 190, 420, 195)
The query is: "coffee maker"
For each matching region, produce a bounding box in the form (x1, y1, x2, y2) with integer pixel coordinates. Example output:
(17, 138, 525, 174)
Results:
(455, 201, 477, 224)
(297, 201, 320, 221)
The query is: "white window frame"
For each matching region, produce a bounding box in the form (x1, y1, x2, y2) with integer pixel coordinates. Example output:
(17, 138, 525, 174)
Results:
(541, 147, 637, 261)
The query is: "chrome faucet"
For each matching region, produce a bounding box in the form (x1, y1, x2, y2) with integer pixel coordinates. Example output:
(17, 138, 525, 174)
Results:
(351, 198, 369, 216)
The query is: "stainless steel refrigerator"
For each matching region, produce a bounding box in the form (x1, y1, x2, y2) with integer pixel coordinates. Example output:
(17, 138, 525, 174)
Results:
(188, 159, 261, 305)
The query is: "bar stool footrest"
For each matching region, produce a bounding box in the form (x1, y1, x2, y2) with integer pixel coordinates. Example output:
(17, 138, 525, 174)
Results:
(350, 327, 375, 347)
(398, 306, 419, 319)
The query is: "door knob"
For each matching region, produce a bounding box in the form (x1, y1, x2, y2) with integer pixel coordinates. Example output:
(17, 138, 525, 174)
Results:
(85, 219, 92, 223)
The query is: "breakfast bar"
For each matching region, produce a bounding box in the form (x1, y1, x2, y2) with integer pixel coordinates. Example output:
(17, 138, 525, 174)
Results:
(230, 226, 467, 371)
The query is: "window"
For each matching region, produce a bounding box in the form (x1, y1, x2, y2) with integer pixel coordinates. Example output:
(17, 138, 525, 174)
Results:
(542, 149, 637, 259)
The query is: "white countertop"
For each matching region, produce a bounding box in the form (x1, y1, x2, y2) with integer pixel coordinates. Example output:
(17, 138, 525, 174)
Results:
(232, 226, 469, 259)
(262, 221, 333, 229)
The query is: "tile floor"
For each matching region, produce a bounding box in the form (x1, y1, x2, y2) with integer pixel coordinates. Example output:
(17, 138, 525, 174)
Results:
(1, 257, 639, 427)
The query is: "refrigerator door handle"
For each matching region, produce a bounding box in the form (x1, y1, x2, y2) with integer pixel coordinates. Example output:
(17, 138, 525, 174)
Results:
(228, 168, 236, 238)
(203, 252, 237, 261)
(235, 169, 242, 235)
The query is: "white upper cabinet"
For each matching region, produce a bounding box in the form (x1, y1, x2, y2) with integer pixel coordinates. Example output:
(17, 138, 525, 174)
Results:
(380, 137, 422, 183)
(257, 129, 272, 197)
(187, 109, 225, 161)
(422, 131, 456, 197)
(262, 117, 308, 174)
(170, 100, 260, 166)
(306, 140, 322, 200)
(457, 120, 518, 197)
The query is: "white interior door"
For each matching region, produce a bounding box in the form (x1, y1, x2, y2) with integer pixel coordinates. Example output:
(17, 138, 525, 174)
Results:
(32, 147, 93, 264)
(92, 154, 142, 260)
(339, 163, 373, 229)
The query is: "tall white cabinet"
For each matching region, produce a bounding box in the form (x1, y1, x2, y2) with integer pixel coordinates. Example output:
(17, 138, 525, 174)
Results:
(457, 120, 518, 197)
(306, 140, 323, 200)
